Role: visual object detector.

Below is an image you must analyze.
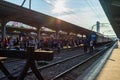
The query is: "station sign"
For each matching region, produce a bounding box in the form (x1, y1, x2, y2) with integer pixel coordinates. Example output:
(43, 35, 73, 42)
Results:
(90, 32, 97, 41)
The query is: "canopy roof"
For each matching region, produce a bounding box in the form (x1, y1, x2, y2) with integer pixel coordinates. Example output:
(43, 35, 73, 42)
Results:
(0, 26, 56, 35)
(0, 1, 92, 35)
(99, 0, 120, 38)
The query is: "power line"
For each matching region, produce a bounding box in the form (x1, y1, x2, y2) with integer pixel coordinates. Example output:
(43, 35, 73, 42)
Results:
(84, 0, 101, 21)
(94, 0, 109, 22)
(94, 0, 104, 15)
(88, 0, 103, 18)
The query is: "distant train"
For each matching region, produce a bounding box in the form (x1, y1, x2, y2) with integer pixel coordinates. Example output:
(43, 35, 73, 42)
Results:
(88, 32, 113, 44)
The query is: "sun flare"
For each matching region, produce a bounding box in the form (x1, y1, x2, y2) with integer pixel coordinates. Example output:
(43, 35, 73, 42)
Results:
(52, 0, 68, 14)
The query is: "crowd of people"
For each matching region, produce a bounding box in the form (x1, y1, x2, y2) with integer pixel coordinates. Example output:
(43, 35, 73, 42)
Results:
(0, 35, 95, 53)
(0, 35, 83, 50)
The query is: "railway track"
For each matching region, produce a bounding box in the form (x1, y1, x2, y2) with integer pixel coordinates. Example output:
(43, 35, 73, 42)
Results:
(0, 46, 84, 79)
(25, 42, 114, 80)
(0, 42, 114, 80)
(50, 42, 114, 80)
(51, 48, 106, 80)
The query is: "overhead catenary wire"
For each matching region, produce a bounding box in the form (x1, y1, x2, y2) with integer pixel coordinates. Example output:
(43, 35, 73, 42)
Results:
(88, 0, 113, 31)
(94, 0, 110, 22)
(84, 0, 101, 21)
(87, 0, 103, 20)
(94, 0, 105, 17)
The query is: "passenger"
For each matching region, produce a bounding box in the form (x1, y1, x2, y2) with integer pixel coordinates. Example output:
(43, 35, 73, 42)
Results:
(25, 37, 29, 48)
(89, 40, 94, 53)
(57, 40, 61, 53)
(8, 37, 13, 49)
(35, 38, 39, 49)
(4, 37, 8, 48)
(83, 39, 88, 53)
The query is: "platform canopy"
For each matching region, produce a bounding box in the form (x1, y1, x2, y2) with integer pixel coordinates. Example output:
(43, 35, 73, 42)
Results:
(0, 25, 57, 35)
(0, 1, 92, 35)
(99, 0, 120, 38)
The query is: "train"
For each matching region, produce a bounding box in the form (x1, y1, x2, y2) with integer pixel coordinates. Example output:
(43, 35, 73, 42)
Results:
(88, 32, 113, 44)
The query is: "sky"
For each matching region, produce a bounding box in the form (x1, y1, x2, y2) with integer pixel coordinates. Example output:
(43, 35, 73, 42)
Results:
(5, 0, 116, 37)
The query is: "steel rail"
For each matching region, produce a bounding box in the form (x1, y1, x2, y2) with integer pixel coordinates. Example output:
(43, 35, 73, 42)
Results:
(51, 42, 114, 80)
(0, 48, 84, 79)
(0, 42, 114, 79)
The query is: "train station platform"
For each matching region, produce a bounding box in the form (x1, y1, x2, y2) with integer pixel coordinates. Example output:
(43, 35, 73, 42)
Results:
(96, 41, 120, 80)
(76, 41, 119, 80)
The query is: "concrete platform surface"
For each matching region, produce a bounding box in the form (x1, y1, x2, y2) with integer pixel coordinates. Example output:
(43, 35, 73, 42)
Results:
(96, 42, 120, 80)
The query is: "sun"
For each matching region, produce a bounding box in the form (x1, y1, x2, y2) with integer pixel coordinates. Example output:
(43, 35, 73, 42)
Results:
(52, 0, 68, 14)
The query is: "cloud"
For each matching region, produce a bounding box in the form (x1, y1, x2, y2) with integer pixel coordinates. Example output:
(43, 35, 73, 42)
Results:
(55, 6, 115, 36)
(43, 0, 52, 3)
(6, 0, 115, 36)
(52, 0, 73, 14)
(43, 0, 73, 15)
(42, 0, 55, 5)
(56, 7, 98, 28)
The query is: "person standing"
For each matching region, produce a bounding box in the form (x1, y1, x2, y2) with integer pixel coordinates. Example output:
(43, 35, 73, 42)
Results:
(9, 37, 13, 49)
(89, 40, 94, 53)
(83, 39, 88, 53)
(57, 40, 61, 53)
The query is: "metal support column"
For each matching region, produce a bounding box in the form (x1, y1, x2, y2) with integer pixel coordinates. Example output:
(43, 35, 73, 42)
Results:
(1, 20, 7, 48)
(17, 47, 44, 80)
(29, 0, 31, 9)
(37, 28, 41, 48)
